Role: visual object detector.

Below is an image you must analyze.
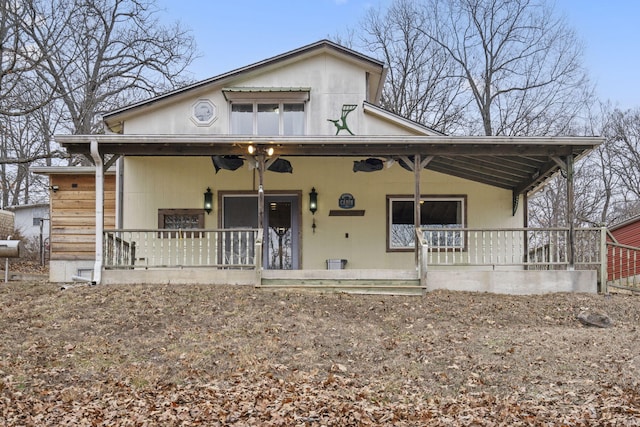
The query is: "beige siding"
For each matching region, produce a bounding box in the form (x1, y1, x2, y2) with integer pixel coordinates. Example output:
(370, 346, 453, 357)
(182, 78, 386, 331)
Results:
(123, 156, 523, 270)
(122, 52, 412, 138)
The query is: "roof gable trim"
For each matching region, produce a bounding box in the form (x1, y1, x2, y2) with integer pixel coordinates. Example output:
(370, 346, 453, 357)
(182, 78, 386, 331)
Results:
(363, 102, 446, 136)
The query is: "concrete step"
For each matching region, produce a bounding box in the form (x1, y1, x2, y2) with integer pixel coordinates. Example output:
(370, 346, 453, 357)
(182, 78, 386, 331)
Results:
(259, 278, 424, 296)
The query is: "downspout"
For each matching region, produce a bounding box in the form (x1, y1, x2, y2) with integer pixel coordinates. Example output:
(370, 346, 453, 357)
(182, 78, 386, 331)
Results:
(116, 156, 124, 228)
(90, 139, 104, 284)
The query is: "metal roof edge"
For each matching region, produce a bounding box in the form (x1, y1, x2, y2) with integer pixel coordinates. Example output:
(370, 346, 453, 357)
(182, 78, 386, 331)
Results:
(31, 166, 116, 175)
(4, 203, 49, 210)
(362, 102, 447, 136)
(609, 213, 640, 231)
(54, 134, 604, 146)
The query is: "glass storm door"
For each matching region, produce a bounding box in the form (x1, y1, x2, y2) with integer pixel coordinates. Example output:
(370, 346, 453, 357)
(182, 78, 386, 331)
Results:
(265, 196, 299, 270)
(222, 194, 299, 270)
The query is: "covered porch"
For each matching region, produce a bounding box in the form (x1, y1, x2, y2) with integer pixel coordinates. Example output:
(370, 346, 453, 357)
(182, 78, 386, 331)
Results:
(100, 225, 603, 294)
(55, 134, 603, 294)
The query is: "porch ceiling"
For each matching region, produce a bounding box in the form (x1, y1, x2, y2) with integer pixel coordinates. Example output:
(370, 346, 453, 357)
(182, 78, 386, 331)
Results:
(56, 134, 602, 194)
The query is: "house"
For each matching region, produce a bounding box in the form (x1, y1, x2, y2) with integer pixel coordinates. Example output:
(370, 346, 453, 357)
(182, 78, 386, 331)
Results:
(49, 40, 603, 294)
(5, 203, 50, 259)
(606, 214, 640, 292)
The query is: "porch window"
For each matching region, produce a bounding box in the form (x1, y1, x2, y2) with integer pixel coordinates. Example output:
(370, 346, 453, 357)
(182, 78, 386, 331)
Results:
(387, 196, 466, 251)
(158, 209, 205, 237)
(230, 102, 305, 135)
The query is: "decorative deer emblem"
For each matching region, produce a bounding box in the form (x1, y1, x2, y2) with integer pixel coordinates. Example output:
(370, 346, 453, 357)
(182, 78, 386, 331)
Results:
(328, 104, 357, 135)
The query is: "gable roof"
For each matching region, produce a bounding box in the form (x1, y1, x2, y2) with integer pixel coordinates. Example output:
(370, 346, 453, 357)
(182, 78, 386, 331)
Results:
(103, 40, 387, 128)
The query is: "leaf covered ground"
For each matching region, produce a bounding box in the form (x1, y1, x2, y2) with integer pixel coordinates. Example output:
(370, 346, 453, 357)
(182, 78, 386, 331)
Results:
(1, 281, 639, 426)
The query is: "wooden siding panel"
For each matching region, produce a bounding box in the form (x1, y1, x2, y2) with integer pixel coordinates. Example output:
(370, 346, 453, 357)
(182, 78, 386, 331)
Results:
(50, 253, 96, 261)
(52, 175, 116, 191)
(51, 191, 116, 201)
(54, 199, 116, 210)
(51, 234, 97, 243)
(49, 174, 116, 261)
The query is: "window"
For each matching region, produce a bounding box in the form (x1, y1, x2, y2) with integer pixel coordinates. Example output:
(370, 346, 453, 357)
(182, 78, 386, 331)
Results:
(387, 196, 466, 251)
(231, 102, 305, 135)
(230, 104, 253, 134)
(158, 209, 204, 237)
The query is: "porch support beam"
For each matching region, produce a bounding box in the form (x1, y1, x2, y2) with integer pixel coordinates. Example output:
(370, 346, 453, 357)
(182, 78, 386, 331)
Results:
(397, 155, 433, 172)
(553, 154, 576, 269)
(399, 155, 414, 171)
(513, 158, 560, 195)
(421, 155, 434, 169)
(257, 154, 265, 231)
(551, 155, 567, 170)
(566, 154, 575, 269)
(90, 139, 104, 285)
(414, 154, 421, 265)
(103, 154, 121, 170)
(264, 155, 279, 170)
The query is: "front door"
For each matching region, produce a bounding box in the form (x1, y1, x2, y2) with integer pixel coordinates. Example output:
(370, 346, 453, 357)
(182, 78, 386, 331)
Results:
(222, 194, 299, 270)
(265, 195, 299, 269)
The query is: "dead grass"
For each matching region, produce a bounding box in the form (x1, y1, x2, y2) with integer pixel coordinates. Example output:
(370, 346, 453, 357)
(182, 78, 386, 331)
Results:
(1, 281, 639, 425)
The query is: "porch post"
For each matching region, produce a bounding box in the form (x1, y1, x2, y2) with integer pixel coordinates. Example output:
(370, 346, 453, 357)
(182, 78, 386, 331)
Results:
(414, 154, 421, 265)
(257, 154, 265, 231)
(599, 226, 608, 294)
(566, 154, 575, 270)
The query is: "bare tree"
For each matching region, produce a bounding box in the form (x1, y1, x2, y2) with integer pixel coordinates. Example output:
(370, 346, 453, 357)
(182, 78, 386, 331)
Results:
(360, 0, 470, 134)
(360, 0, 592, 136)
(0, 0, 196, 205)
(0, 0, 53, 116)
(605, 109, 640, 198)
(430, 0, 592, 136)
(528, 102, 640, 229)
(25, 0, 196, 135)
(597, 107, 640, 223)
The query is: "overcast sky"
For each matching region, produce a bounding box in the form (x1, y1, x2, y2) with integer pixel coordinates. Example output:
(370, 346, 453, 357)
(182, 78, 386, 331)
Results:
(158, 0, 640, 110)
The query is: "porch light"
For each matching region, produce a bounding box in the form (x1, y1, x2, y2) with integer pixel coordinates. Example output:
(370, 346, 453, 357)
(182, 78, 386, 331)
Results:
(309, 187, 318, 214)
(247, 144, 275, 156)
(204, 187, 213, 214)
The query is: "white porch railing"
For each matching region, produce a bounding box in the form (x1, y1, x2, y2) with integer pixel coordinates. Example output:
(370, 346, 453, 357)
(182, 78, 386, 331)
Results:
(417, 227, 603, 270)
(103, 227, 606, 291)
(103, 229, 261, 269)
